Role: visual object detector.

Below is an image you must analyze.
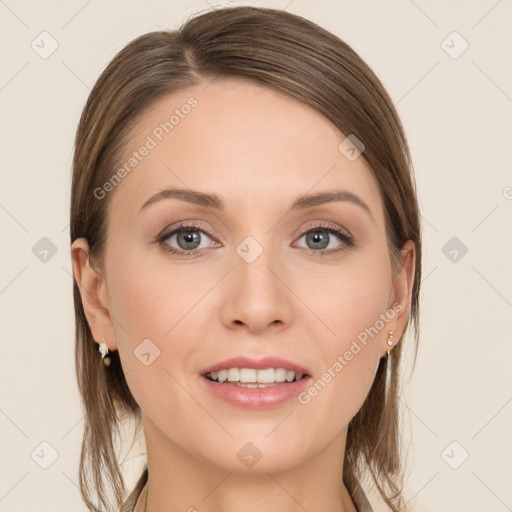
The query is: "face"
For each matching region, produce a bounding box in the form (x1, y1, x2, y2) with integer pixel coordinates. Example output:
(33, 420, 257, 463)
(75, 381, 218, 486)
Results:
(74, 77, 414, 474)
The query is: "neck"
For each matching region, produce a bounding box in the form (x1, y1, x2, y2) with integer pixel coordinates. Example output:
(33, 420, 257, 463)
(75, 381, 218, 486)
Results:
(142, 416, 358, 512)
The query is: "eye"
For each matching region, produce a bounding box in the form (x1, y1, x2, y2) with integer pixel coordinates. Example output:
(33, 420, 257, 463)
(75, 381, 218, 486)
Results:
(157, 223, 218, 255)
(295, 223, 353, 254)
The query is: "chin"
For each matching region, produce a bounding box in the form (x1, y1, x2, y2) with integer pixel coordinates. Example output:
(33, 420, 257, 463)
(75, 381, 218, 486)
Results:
(191, 435, 311, 474)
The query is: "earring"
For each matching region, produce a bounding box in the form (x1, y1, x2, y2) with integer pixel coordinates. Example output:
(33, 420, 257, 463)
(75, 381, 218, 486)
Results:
(99, 337, 112, 367)
(386, 330, 394, 357)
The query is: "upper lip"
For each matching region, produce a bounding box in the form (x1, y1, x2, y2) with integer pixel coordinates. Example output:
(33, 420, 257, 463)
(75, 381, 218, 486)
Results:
(201, 356, 310, 376)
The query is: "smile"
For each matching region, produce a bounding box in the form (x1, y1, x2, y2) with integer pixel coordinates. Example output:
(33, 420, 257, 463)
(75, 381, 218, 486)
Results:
(205, 367, 306, 386)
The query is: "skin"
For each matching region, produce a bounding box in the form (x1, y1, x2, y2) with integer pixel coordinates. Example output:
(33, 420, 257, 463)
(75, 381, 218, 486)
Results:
(71, 77, 415, 512)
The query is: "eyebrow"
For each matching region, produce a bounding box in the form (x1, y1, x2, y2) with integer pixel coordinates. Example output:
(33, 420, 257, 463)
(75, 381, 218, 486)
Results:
(139, 187, 374, 221)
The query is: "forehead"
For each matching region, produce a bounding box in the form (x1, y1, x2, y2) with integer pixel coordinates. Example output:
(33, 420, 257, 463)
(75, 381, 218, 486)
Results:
(108, 77, 382, 221)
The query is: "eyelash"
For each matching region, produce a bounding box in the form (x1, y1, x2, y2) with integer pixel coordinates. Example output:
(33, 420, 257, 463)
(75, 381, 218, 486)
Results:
(156, 221, 354, 257)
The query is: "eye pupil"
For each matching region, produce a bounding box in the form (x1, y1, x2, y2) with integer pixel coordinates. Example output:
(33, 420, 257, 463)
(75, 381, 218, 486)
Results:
(306, 230, 329, 250)
(178, 230, 201, 250)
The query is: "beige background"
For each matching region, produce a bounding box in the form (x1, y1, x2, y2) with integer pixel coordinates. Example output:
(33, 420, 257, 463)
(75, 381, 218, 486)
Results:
(1, 0, 511, 510)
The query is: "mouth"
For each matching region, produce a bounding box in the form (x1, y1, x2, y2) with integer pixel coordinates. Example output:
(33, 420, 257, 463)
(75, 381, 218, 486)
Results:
(201, 355, 311, 386)
(199, 356, 311, 408)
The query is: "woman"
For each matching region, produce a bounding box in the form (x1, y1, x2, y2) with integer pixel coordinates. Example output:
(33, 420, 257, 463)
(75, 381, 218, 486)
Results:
(70, 6, 421, 512)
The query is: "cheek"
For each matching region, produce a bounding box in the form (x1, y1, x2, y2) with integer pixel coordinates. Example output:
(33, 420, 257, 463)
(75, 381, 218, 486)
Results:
(302, 252, 391, 415)
(106, 246, 222, 365)
(310, 247, 393, 345)
(107, 248, 210, 341)
(332, 276, 392, 345)
(106, 254, 206, 422)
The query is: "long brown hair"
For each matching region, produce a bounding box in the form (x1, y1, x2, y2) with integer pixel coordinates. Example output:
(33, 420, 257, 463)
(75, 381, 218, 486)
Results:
(70, 6, 422, 511)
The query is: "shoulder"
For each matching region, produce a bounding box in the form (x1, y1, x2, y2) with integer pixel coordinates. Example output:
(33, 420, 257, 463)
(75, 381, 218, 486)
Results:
(121, 466, 148, 512)
(132, 480, 148, 512)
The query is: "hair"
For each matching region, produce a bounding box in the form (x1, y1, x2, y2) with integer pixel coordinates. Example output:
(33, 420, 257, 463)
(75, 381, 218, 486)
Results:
(70, 6, 422, 512)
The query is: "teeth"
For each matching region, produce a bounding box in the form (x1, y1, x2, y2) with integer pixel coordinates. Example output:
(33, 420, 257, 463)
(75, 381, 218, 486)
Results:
(206, 367, 306, 384)
(274, 368, 287, 382)
(255, 368, 274, 384)
(227, 368, 239, 381)
(240, 368, 257, 383)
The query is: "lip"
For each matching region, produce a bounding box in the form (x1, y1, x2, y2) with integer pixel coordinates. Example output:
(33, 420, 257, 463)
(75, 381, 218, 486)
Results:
(200, 356, 312, 409)
(200, 374, 312, 409)
(201, 356, 310, 375)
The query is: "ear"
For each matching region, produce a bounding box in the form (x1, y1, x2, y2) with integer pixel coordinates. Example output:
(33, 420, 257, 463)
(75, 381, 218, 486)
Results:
(70, 238, 118, 352)
(380, 239, 416, 357)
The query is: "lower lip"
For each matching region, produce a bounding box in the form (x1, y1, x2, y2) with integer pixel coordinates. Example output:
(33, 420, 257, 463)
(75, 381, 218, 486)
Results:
(201, 375, 311, 409)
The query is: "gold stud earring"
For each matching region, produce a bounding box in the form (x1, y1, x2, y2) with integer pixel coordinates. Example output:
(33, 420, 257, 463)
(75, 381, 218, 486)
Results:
(386, 330, 394, 357)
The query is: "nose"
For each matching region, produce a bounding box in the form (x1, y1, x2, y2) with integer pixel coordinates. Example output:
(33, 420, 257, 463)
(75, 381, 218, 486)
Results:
(220, 246, 294, 334)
